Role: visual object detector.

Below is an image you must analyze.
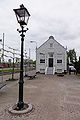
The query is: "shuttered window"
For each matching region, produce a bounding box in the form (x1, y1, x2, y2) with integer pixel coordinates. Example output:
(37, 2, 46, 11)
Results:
(40, 59, 45, 63)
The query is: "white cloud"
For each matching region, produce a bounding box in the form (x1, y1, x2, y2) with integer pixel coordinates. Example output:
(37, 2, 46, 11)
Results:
(0, 0, 80, 60)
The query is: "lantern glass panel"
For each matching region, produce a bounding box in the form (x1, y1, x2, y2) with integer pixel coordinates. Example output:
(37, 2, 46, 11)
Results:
(14, 5, 30, 26)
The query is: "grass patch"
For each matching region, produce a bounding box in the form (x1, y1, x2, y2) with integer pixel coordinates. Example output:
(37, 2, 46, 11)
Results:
(0, 68, 20, 73)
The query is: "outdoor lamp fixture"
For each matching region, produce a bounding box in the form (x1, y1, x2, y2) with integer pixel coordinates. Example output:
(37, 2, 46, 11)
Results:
(13, 4, 30, 110)
(14, 4, 30, 26)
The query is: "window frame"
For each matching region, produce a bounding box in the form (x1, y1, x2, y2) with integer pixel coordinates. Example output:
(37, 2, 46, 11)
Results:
(57, 60, 62, 63)
(40, 59, 45, 63)
(50, 43, 53, 48)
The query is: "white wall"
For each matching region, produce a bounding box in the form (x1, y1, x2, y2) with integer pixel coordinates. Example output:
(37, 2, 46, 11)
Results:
(36, 37, 67, 73)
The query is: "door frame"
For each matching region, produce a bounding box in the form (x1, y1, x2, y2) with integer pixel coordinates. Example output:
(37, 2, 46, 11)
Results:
(48, 58, 53, 67)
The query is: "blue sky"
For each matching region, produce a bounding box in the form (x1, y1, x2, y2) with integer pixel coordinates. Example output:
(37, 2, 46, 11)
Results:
(0, 0, 80, 60)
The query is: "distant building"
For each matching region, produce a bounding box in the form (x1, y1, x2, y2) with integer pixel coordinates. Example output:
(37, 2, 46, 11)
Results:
(36, 36, 67, 74)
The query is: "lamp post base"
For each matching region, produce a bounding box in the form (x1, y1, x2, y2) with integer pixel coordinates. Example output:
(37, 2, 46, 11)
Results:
(17, 101, 24, 110)
(9, 103, 33, 114)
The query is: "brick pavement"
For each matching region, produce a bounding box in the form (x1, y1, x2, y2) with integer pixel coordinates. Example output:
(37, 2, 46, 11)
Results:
(0, 74, 80, 119)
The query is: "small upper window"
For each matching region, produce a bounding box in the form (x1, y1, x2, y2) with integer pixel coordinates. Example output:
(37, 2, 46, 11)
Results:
(40, 53, 45, 59)
(57, 53, 62, 55)
(50, 43, 53, 48)
(49, 53, 53, 57)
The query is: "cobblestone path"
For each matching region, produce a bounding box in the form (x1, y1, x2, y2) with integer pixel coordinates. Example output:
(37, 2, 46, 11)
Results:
(0, 74, 80, 120)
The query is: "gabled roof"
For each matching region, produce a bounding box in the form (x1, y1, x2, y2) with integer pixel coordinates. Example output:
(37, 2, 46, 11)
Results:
(37, 36, 66, 51)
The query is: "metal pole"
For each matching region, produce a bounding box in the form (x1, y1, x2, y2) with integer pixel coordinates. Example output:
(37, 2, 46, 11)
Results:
(35, 42, 37, 71)
(34, 42, 37, 70)
(30, 41, 37, 70)
(12, 49, 15, 80)
(2, 33, 4, 82)
(29, 48, 30, 70)
(3, 33, 4, 62)
(25, 51, 27, 76)
(17, 26, 24, 110)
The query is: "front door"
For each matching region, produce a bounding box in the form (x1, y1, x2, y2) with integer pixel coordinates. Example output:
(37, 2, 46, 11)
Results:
(49, 58, 53, 67)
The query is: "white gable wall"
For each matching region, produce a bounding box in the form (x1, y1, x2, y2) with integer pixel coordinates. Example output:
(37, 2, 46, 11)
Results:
(54, 41, 67, 73)
(36, 36, 67, 74)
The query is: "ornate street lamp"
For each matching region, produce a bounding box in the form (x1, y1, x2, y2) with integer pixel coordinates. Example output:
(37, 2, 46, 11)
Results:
(13, 4, 30, 110)
(14, 4, 30, 26)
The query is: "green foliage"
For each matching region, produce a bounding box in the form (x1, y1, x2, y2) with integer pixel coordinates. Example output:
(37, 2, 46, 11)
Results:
(67, 49, 77, 64)
(73, 56, 80, 73)
(0, 68, 20, 73)
(77, 57, 80, 73)
(28, 60, 36, 64)
(33, 60, 36, 64)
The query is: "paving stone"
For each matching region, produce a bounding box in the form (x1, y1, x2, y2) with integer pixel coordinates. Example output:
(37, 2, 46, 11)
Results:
(0, 74, 80, 119)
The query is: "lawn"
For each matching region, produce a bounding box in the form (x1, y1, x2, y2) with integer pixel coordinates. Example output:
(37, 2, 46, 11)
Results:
(0, 68, 20, 74)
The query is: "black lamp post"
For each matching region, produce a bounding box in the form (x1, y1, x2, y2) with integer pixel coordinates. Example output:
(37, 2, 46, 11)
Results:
(13, 4, 30, 110)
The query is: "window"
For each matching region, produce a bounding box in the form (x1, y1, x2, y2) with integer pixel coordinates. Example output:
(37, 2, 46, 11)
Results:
(40, 53, 45, 59)
(57, 53, 62, 59)
(40, 59, 45, 63)
(57, 60, 62, 63)
(57, 53, 62, 55)
(50, 43, 53, 48)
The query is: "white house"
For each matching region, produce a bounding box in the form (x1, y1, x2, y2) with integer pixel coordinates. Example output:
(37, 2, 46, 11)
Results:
(36, 36, 67, 74)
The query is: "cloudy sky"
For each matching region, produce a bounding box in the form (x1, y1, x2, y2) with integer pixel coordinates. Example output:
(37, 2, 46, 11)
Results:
(0, 0, 80, 60)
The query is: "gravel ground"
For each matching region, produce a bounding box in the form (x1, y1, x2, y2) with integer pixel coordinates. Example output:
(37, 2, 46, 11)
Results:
(0, 73, 80, 120)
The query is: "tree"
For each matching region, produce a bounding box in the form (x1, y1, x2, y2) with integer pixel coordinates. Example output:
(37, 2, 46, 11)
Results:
(67, 49, 77, 64)
(75, 56, 80, 73)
